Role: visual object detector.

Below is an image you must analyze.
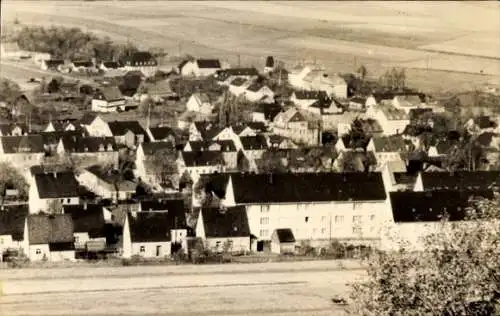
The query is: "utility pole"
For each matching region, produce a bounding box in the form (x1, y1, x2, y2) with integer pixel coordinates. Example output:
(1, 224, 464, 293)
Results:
(146, 102, 151, 129)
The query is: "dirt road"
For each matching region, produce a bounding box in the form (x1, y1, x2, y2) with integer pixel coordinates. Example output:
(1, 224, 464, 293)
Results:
(0, 260, 366, 316)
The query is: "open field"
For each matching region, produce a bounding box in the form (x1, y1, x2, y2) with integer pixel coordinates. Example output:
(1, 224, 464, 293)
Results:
(1, 1, 499, 93)
(0, 260, 366, 316)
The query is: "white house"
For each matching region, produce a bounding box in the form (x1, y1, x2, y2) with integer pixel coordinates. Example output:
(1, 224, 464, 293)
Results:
(122, 211, 187, 258)
(63, 204, 107, 251)
(121, 52, 158, 78)
(366, 136, 408, 171)
(200, 172, 389, 251)
(56, 136, 119, 169)
(77, 114, 113, 137)
(302, 71, 347, 99)
(91, 86, 126, 113)
(367, 105, 409, 136)
(25, 214, 75, 261)
(77, 166, 136, 202)
(40, 59, 65, 71)
(178, 151, 225, 184)
(244, 82, 275, 103)
(184, 139, 238, 170)
(147, 126, 176, 143)
(196, 206, 251, 253)
(186, 93, 214, 115)
(179, 59, 221, 77)
(28, 171, 80, 214)
(272, 108, 320, 146)
(108, 121, 147, 148)
(0, 204, 29, 256)
(99, 61, 123, 72)
(290, 91, 328, 109)
(70, 60, 97, 74)
(0, 135, 45, 173)
(228, 78, 251, 97)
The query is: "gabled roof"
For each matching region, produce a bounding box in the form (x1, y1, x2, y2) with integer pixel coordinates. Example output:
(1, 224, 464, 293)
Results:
(187, 140, 236, 152)
(0, 135, 44, 153)
(128, 211, 186, 242)
(230, 77, 248, 87)
(96, 86, 124, 101)
(181, 151, 223, 167)
(78, 113, 98, 126)
(193, 122, 224, 140)
(200, 206, 250, 238)
(72, 60, 93, 68)
(409, 108, 433, 121)
(253, 103, 282, 121)
(28, 214, 74, 245)
(274, 228, 295, 243)
(217, 68, 259, 78)
(39, 130, 87, 146)
(34, 171, 80, 199)
(108, 121, 147, 137)
(85, 165, 136, 191)
(199, 173, 231, 199)
(196, 59, 221, 69)
(247, 122, 267, 133)
(140, 199, 185, 214)
(102, 61, 121, 69)
(63, 204, 105, 237)
(372, 136, 407, 152)
(140, 142, 175, 156)
(148, 126, 176, 141)
(191, 92, 211, 104)
(293, 90, 328, 100)
(0, 123, 27, 136)
(230, 172, 386, 204)
(43, 59, 64, 68)
(0, 204, 29, 241)
(265, 56, 274, 68)
(240, 135, 268, 150)
(274, 108, 306, 124)
(420, 171, 500, 191)
(246, 81, 269, 93)
(476, 132, 498, 147)
(390, 190, 494, 223)
(473, 116, 496, 129)
(61, 136, 117, 153)
(379, 106, 409, 120)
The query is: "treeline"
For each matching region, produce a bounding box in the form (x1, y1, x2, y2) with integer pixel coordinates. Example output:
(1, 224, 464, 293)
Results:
(15, 25, 139, 61)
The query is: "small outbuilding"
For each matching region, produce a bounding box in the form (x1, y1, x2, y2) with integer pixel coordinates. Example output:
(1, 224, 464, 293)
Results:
(270, 228, 296, 254)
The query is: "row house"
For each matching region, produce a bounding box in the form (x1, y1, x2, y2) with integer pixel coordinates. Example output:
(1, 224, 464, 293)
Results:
(272, 108, 320, 146)
(77, 165, 136, 202)
(198, 172, 389, 251)
(28, 170, 80, 214)
(184, 139, 238, 170)
(0, 135, 45, 173)
(413, 171, 500, 192)
(121, 51, 158, 78)
(178, 151, 225, 183)
(108, 120, 148, 148)
(56, 136, 119, 168)
(179, 59, 221, 77)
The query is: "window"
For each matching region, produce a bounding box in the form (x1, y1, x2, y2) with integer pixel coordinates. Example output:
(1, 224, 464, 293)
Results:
(353, 216, 362, 224)
(260, 217, 269, 225)
(36, 249, 41, 255)
(67, 198, 71, 203)
(140, 246, 145, 253)
(60, 199, 64, 203)
(215, 241, 221, 249)
(304, 216, 309, 223)
(353, 227, 362, 234)
(259, 229, 269, 238)
(335, 215, 344, 224)
(260, 205, 270, 213)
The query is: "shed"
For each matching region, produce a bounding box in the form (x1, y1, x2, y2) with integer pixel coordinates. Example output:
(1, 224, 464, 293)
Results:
(271, 228, 296, 254)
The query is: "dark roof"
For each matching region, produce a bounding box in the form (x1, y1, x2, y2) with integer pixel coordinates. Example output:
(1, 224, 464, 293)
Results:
(200, 206, 250, 238)
(187, 140, 236, 152)
(72, 60, 93, 68)
(253, 103, 282, 121)
(78, 113, 98, 125)
(28, 214, 74, 244)
(128, 211, 186, 242)
(122, 52, 157, 65)
(34, 172, 80, 198)
(373, 92, 426, 103)
(140, 199, 185, 214)
(108, 121, 147, 137)
(49, 241, 75, 251)
(420, 171, 500, 191)
(240, 135, 268, 150)
(140, 142, 175, 155)
(293, 90, 328, 100)
(193, 122, 224, 140)
(85, 165, 136, 190)
(0, 205, 29, 241)
(181, 151, 223, 167)
(63, 204, 105, 237)
(95, 86, 124, 101)
(247, 122, 267, 133)
(196, 59, 221, 69)
(43, 60, 64, 68)
(474, 116, 496, 129)
(1, 135, 44, 153)
(476, 132, 497, 147)
(61, 136, 117, 153)
(217, 68, 259, 78)
(409, 108, 433, 121)
(393, 172, 418, 186)
(230, 77, 247, 87)
(30, 164, 73, 175)
(149, 127, 175, 141)
(199, 173, 231, 199)
(372, 136, 407, 152)
(102, 61, 121, 69)
(390, 190, 494, 223)
(39, 130, 87, 146)
(0, 123, 27, 136)
(230, 172, 386, 204)
(246, 81, 267, 92)
(274, 228, 295, 243)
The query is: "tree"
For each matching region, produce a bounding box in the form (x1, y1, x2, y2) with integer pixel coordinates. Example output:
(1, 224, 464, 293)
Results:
(47, 199, 63, 214)
(0, 163, 29, 205)
(145, 147, 179, 189)
(357, 65, 368, 80)
(0, 78, 22, 104)
(258, 150, 287, 173)
(348, 194, 500, 316)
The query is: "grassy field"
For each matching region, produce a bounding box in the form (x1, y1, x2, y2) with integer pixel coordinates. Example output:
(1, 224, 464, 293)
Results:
(1, 1, 499, 93)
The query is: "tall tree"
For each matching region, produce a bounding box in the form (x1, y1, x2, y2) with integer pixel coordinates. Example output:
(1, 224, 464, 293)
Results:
(145, 147, 179, 189)
(357, 65, 368, 80)
(258, 150, 287, 173)
(0, 163, 29, 205)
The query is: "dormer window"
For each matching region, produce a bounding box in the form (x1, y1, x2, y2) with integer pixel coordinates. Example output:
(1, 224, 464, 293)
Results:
(107, 144, 113, 151)
(99, 144, 105, 152)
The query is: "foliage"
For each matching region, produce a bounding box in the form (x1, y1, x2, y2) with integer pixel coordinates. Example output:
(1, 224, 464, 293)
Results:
(357, 65, 368, 80)
(170, 77, 224, 99)
(0, 78, 22, 104)
(258, 150, 287, 173)
(348, 194, 500, 316)
(237, 150, 251, 172)
(443, 135, 486, 172)
(47, 199, 63, 214)
(0, 163, 29, 204)
(145, 147, 179, 188)
(15, 25, 139, 60)
(380, 67, 407, 91)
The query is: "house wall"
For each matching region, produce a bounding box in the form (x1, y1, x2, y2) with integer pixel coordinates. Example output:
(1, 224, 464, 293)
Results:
(72, 152, 119, 169)
(273, 123, 319, 146)
(91, 99, 125, 112)
(50, 250, 76, 262)
(186, 96, 201, 112)
(0, 153, 45, 173)
(413, 173, 424, 191)
(131, 241, 172, 258)
(332, 84, 348, 99)
(0, 235, 25, 254)
(28, 244, 50, 261)
(244, 200, 388, 243)
(74, 232, 90, 250)
(198, 67, 219, 77)
(124, 65, 157, 78)
(180, 62, 198, 77)
(85, 117, 113, 137)
(205, 237, 250, 253)
(222, 151, 238, 170)
(29, 195, 80, 214)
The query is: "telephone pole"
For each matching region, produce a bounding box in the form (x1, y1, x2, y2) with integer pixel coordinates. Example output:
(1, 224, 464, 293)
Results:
(146, 102, 151, 129)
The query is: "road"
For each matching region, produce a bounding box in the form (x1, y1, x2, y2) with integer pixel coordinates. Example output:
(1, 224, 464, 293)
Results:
(0, 260, 366, 316)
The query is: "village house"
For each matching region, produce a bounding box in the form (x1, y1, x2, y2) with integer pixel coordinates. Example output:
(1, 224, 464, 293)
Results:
(25, 214, 75, 261)
(186, 93, 214, 115)
(32, 52, 52, 66)
(108, 121, 148, 148)
(334, 134, 368, 153)
(178, 151, 225, 183)
(251, 103, 282, 125)
(179, 59, 222, 77)
(270, 228, 296, 254)
(39, 130, 87, 155)
(272, 108, 320, 146)
(91, 86, 126, 113)
(199, 172, 389, 251)
(138, 199, 185, 213)
(305, 98, 343, 116)
(188, 121, 223, 142)
(464, 116, 498, 134)
(413, 171, 500, 192)
(240, 135, 268, 162)
(121, 51, 158, 77)
(28, 171, 80, 214)
(267, 135, 298, 150)
(56, 135, 119, 168)
(228, 78, 251, 97)
(0, 123, 27, 136)
(69, 60, 97, 74)
(215, 68, 259, 85)
(135, 142, 176, 189)
(147, 126, 176, 143)
(177, 111, 214, 130)
(145, 80, 177, 103)
(332, 150, 376, 173)
(121, 211, 187, 258)
(0, 135, 45, 172)
(367, 136, 409, 170)
(367, 104, 409, 136)
(302, 71, 347, 99)
(380, 160, 416, 193)
(381, 190, 494, 251)
(42, 121, 79, 133)
(0, 204, 29, 256)
(40, 59, 65, 71)
(290, 90, 328, 109)
(288, 64, 323, 89)
(184, 140, 238, 170)
(76, 166, 135, 202)
(99, 61, 123, 72)
(78, 114, 113, 137)
(195, 206, 251, 253)
(244, 82, 275, 103)
(63, 204, 107, 252)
